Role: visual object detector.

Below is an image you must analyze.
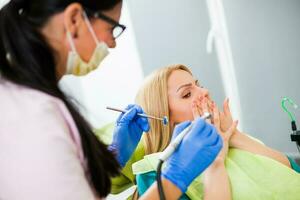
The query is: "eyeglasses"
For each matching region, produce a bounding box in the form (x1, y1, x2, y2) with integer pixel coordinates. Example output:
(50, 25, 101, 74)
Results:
(86, 9, 126, 39)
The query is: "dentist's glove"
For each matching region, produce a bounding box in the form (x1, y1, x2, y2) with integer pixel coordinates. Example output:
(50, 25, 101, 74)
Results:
(109, 104, 150, 167)
(162, 117, 223, 193)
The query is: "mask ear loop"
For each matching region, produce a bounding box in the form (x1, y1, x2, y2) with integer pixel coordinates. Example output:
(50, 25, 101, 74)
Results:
(82, 11, 100, 46)
(66, 31, 78, 53)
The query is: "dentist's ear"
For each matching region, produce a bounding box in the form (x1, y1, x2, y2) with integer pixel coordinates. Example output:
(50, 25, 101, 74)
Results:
(63, 3, 84, 38)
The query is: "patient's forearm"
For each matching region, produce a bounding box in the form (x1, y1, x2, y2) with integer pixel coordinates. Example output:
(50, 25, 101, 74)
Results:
(203, 161, 231, 200)
(230, 131, 291, 168)
(140, 178, 182, 200)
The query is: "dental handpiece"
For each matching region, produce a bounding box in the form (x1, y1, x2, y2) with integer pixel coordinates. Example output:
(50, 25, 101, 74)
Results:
(106, 106, 169, 125)
(159, 112, 211, 162)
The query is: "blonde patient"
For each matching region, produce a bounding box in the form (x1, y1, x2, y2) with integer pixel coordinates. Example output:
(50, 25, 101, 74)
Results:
(133, 64, 299, 200)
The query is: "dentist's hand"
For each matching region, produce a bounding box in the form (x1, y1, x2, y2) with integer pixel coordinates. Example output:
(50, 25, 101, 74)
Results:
(109, 104, 150, 167)
(162, 118, 223, 193)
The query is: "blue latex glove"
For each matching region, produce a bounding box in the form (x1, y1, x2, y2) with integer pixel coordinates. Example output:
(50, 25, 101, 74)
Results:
(109, 104, 150, 167)
(162, 117, 223, 193)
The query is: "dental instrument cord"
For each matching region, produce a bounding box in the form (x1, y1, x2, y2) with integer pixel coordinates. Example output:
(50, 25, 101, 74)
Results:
(156, 160, 165, 200)
(156, 113, 211, 200)
(156, 123, 194, 200)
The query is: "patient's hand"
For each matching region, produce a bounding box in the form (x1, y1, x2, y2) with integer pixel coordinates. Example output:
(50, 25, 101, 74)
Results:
(192, 96, 211, 123)
(219, 98, 233, 132)
(212, 102, 238, 162)
(197, 101, 234, 200)
(218, 98, 243, 148)
(192, 97, 237, 162)
(193, 96, 234, 133)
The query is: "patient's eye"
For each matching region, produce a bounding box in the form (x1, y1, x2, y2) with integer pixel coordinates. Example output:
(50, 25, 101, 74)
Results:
(182, 92, 191, 99)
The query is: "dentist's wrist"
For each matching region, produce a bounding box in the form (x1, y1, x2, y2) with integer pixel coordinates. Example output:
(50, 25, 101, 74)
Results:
(108, 143, 127, 167)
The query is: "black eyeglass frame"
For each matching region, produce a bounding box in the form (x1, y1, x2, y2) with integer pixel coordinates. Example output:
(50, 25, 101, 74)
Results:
(85, 9, 126, 39)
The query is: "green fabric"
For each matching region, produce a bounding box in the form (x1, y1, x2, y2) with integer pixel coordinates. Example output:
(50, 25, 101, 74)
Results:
(95, 125, 300, 199)
(94, 123, 145, 195)
(287, 156, 300, 173)
(132, 149, 300, 200)
(94, 123, 114, 145)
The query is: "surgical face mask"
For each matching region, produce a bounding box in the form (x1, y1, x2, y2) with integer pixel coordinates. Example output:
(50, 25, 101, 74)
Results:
(66, 12, 109, 76)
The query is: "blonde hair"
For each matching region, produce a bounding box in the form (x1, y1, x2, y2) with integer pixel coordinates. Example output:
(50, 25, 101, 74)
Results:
(135, 64, 193, 155)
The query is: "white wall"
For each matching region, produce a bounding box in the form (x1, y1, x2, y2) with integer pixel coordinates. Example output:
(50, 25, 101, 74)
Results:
(126, 0, 226, 110)
(0, 0, 8, 8)
(223, 0, 300, 153)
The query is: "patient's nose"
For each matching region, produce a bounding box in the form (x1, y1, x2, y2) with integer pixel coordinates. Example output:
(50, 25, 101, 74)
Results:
(195, 86, 209, 98)
(202, 88, 209, 97)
